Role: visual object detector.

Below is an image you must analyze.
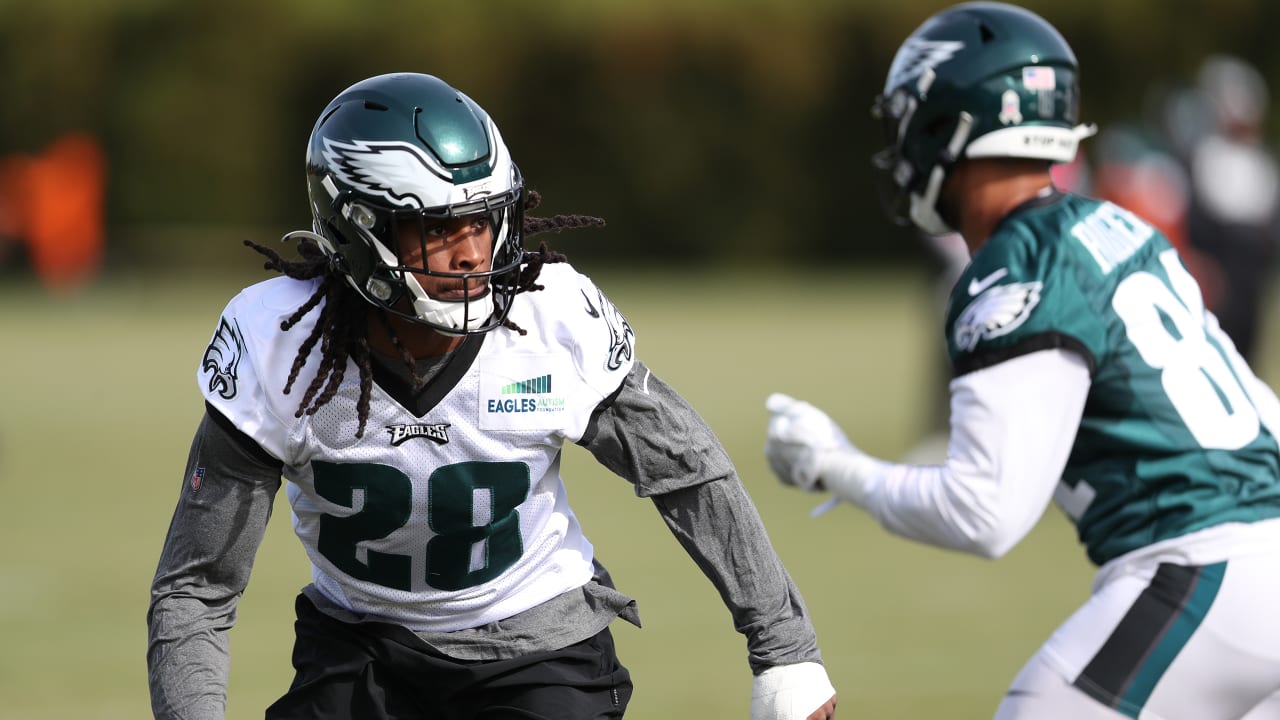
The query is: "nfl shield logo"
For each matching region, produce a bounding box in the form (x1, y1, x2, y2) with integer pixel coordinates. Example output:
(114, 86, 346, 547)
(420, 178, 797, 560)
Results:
(191, 467, 206, 491)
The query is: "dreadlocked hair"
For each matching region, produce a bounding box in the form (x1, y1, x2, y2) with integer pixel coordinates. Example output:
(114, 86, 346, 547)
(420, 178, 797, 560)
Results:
(500, 189, 604, 335)
(245, 188, 606, 438)
(243, 237, 377, 437)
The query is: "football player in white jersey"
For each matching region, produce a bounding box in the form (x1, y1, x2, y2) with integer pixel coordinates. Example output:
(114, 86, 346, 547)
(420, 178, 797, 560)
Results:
(147, 72, 837, 720)
(765, 3, 1280, 719)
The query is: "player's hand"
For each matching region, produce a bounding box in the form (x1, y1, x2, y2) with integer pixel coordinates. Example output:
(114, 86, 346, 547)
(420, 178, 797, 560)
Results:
(765, 393, 852, 492)
(750, 661, 838, 720)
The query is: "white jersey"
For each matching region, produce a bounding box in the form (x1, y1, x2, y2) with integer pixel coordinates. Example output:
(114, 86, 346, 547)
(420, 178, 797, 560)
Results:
(197, 264, 637, 631)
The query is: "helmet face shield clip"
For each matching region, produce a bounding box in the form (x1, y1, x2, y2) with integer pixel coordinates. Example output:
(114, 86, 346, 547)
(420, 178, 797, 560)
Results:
(366, 275, 396, 302)
(348, 202, 377, 230)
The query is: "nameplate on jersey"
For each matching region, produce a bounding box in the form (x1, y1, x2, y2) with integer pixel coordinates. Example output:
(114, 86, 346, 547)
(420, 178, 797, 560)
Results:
(478, 355, 569, 431)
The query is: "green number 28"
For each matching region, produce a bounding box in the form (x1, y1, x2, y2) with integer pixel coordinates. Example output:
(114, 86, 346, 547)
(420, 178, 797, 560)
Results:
(312, 460, 530, 591)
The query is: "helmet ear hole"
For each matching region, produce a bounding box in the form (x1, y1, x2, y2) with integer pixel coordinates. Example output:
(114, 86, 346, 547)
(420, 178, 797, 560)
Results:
(923, 116, 952, 139)
(323, 219, 350, 246)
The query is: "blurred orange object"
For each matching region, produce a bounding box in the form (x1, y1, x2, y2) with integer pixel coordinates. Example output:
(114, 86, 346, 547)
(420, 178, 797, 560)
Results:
(0, 133, 106, 292)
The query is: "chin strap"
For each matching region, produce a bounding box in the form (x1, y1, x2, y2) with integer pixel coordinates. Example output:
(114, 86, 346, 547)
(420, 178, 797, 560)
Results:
(405, 271, 496, 335)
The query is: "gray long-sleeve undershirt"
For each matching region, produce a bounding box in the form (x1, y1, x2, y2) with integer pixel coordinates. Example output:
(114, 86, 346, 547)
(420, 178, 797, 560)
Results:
(147, 360, 821, 719)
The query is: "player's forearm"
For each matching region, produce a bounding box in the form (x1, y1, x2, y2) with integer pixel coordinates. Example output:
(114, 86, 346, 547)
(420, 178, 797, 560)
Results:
(841, 460, 1018, 557)
(147, 594, 234, 719)
(147, 525, 252, 718)
(653, 479, 823, 673)
(827, 349, 1090, 558)
(148, 520, 245, 719)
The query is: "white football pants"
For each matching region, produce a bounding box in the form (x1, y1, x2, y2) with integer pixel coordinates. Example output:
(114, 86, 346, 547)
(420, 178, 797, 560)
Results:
(994, 519, 1280, 719)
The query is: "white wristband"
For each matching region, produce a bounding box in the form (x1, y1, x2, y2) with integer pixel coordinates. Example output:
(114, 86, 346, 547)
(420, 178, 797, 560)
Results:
(750, 661, 835, 720)
(819, 447, 887, 507)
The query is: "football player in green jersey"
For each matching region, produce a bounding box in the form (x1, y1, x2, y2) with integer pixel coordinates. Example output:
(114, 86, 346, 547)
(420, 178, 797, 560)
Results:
(148, 72, 837, 720)
(765, 3, 1280, 718)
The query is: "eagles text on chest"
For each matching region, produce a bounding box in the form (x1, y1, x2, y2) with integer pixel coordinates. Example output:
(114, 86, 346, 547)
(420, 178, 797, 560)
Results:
(385, 423, 451, 446)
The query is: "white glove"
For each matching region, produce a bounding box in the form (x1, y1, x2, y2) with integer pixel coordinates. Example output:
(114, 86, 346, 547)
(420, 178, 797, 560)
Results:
(750, 661, 837, 720)
(765, 393, 853, 492)
(766, 392, 883, 509)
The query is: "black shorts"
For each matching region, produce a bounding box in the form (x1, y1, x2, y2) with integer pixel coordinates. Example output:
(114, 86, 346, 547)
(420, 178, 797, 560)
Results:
(266, 594, 634, 720)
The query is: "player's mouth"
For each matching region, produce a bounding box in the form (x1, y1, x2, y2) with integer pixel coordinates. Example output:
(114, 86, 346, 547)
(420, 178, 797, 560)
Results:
(434, 282, 490, 301)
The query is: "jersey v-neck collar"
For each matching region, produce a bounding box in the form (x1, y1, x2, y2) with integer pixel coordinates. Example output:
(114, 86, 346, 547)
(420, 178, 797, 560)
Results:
(370, 333, 486, 418)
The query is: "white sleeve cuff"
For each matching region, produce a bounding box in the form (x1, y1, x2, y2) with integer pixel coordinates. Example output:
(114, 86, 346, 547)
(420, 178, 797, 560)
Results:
(818, 447, 889, 507)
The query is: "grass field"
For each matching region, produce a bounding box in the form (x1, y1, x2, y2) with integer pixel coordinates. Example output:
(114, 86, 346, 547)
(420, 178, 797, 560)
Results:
(0, 262, 1184, 718)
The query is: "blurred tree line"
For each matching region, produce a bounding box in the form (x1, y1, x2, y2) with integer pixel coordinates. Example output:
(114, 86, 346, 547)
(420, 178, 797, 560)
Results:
(0, 0, 1276, 274)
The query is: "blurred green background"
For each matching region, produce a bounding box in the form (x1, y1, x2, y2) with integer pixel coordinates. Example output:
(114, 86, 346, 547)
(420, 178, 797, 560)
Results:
(3, 0, 1280, 270)
(4, 0, 1280, 718)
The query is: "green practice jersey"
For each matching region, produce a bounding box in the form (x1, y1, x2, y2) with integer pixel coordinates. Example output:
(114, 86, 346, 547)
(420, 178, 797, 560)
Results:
(944, 191, 1280, 565)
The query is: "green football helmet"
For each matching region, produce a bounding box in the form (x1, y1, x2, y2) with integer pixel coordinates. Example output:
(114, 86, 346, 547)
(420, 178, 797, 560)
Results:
(872, 2, 1097, 235)
(299, 72, 525, 334)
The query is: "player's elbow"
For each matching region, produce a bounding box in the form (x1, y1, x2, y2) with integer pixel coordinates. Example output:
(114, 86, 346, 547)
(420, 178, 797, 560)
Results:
(965, 527, 1022, 559)
(938, 469, 1037, 559)
(944, 499, 1025, 559)
(958, 504, 1037, 559)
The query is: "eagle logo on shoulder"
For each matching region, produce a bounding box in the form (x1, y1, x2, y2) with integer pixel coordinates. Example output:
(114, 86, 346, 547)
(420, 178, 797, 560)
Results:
(202, 317, 246, 399)
(954, 281, 1043, 352)
(586, 286, 634, 371)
